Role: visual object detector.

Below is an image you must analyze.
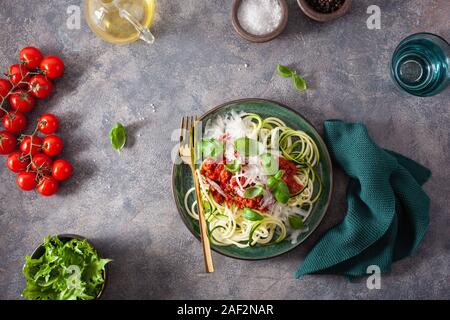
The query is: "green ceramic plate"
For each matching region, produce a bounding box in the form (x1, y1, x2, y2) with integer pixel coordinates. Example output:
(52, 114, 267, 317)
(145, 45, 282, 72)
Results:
(172, 99, 333, 260)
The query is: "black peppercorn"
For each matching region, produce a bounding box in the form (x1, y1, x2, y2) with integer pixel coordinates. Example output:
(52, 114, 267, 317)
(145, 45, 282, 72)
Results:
(306, 0, 345, 14)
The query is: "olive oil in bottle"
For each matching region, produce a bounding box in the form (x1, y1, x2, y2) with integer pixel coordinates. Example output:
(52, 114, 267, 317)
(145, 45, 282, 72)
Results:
(85, 0, 156, 45)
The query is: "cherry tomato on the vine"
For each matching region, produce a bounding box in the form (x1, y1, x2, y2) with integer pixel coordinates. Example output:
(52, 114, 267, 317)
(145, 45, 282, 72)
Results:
(6, 151, 29, 173)
(20, 136, 42, 156)
(0, 79, 12, 98)
(40, 56, 65, 79)
(36, 176, 59, 196)
(17, 171, 38, 191)
(19, 47, 43, 70)
(52, 159, 73, 181)
(2, 112, 27, 133)
(8, 64, 30, 87)
(9, 90, 36, 113)
(28, 75, 53, 99)
(0, 131, 17, 155)
(31, 153, 53, 173)
(38, 114, 59, 134)
(42, 135, 63, 156)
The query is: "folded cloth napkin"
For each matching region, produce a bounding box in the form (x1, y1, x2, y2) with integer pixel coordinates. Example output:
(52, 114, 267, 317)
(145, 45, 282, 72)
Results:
(295, 120, 431, 278)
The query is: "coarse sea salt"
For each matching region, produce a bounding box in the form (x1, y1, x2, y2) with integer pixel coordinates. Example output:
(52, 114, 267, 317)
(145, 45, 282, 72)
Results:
(237, 0, 283, 36)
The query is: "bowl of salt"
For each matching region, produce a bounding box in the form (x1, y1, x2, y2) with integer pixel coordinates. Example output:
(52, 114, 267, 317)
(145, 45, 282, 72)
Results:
(231, 0, 289, 43)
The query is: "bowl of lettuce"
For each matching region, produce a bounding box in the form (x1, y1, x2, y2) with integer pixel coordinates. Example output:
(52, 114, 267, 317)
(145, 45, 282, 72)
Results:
(22, 234, 112, 300)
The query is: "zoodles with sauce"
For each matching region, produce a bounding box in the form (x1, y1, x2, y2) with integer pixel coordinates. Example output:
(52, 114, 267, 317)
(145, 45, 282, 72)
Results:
(184, 112, 322, 248)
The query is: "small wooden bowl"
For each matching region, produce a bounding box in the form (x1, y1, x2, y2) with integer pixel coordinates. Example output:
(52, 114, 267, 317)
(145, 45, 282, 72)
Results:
(297, 0, 352, 22)
(231, 0, 289, 43)
(28, 234, 108, 300)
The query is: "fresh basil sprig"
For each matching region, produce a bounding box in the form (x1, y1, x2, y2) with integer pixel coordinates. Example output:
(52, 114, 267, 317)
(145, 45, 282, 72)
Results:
(243, 208, 264, 221)
(289, 215, 304, 229)
(276, 64, 308, 94)
(110, 123, 127, 152)
(243, 184, 265, 198)
(224, 159, 241, 173)
(267, 170, 291, 204)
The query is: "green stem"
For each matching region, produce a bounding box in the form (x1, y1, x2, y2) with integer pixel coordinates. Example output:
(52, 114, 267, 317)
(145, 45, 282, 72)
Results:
(0, 70, 33, 117)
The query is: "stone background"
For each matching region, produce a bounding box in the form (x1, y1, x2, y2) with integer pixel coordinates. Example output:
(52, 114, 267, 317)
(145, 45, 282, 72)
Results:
(0, 0, 449, 299)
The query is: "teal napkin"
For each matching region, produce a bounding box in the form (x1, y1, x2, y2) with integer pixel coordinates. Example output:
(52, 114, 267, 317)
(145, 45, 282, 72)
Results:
(295, 120, 431, 278)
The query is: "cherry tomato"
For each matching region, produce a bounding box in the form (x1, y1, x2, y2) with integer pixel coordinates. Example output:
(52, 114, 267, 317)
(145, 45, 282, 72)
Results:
(38, 114, 59, 134)
(40, 56, 65, 79)
(17, 171, 38, 191)
(28, 75, 53, 99)
(6, 151, 29, 173)
(0, 131, 17, 155)
(20, 136, 42, 156)
(0, 78, 12, 99)
(42, 135, 63, 156)
(0, 79, 12, 118)
(19, 47, 43, 70)
(36, 176, 59, 196)
(2, 112, 27, 133)
(52, 159, 73, 181)
(31, 153, 53, 173)
(9, 90, 36, 113)
(8, 64, 30, 87)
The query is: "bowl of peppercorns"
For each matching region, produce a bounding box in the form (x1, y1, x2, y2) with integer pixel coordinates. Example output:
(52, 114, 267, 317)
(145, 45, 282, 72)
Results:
(297, 0, 352, 22)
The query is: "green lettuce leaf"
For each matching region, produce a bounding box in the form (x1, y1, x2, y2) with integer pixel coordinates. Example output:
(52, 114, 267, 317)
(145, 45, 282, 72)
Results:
(22, 235, 112, 300)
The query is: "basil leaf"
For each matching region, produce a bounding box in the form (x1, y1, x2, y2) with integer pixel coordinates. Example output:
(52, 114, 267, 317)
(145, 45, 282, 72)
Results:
(260, 153, 278, 175)
(234, 137, 263, 156)
(224, 159, 241, 173)
(243, 184, 264, 198)
(293, 74, 307, 93)
(277, 64, 308, 94)
(273, 180, 290, 204)
(289, 215, 304, 229)
(267, 176, 278, 189)
(276, 64, 293, 78)
(243, 208, 264, 221)
(274, 170, 284, 180)
(267, 170, 290, 204)
(201, 138, 223, 158)
(110, 123, 127, 152)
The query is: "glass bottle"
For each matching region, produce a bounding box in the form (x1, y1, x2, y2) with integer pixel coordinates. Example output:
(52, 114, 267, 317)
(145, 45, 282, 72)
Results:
(84, 0, 156, 45)
(390, 33, 450, 97)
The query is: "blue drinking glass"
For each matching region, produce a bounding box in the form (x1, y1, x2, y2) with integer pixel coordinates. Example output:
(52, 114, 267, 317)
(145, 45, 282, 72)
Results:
(390, 32, 450, 97)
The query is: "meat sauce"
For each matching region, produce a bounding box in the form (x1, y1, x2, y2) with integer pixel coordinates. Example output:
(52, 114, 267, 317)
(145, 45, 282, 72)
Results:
(200, 159, 262, 210)
(278, 157, 303, 194)
(200, 157, 303, 210)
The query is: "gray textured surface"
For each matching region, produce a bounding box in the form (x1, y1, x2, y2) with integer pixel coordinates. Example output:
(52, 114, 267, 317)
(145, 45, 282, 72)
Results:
(0, 0, 449, 300)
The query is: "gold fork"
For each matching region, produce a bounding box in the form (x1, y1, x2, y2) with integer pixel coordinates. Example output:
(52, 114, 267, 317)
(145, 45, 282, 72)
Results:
(179, 116, 214, 273)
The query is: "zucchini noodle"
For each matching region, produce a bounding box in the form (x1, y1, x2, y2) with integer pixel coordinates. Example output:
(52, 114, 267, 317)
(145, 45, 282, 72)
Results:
(184, 112, 322, 247)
